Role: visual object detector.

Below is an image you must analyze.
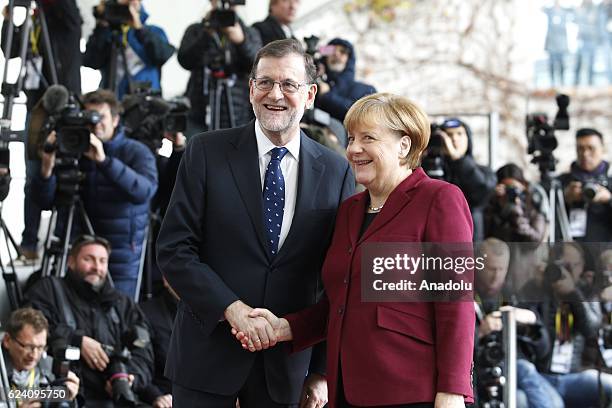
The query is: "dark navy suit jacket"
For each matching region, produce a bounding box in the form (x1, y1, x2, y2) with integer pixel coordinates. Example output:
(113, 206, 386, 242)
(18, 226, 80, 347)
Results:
(156, 121, 354, 403)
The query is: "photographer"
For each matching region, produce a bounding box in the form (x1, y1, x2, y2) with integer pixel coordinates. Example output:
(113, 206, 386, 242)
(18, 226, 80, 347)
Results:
(475, 238, 563, 408)
(33, 89, 158, 299)
(314, 38, 376, 122)
(521, 242, 612, 407)
(1, 0, 82, 261)
(484, 163, 547, 243)
(425, 118, 497, 241)
(559, 127, 612, 242)
(83, 0, 175, 99)
(24, 235, 154, 407)
(252, 0, 300, 45)
(178, 0, 261, 135)
(2, 308, 79, 407)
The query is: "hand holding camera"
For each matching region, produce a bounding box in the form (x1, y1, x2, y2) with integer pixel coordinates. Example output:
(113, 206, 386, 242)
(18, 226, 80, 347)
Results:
(84, 133, 106, 164)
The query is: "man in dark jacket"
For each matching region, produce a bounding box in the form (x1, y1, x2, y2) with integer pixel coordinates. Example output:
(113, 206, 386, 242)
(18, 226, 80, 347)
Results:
(559, 127, 612, 242)
(1, 0, 82, 260)
(83, 0, 175, 99)
(314, 38, 376, 122)
(432, 118, 497, 241)
(178, 0, 261, 136)
(252, 0, 300, 46)
(33, 89, 158, 298)
(24, 235, 154, 407)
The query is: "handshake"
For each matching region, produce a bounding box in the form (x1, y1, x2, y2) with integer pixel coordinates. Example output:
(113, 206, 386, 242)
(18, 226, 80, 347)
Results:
(224, 300, 292, 352)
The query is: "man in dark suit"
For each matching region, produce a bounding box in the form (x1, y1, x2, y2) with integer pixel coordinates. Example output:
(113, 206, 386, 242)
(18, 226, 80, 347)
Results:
(253, 0, 300, 46)
(156, 39, 354, 407)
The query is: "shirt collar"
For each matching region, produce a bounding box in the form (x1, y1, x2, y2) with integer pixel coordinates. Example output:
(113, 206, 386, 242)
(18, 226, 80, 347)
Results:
(255, 119, 300, 162)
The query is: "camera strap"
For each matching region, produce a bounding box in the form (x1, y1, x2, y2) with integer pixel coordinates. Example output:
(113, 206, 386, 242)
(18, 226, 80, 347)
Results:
(50, 277, 77, 331)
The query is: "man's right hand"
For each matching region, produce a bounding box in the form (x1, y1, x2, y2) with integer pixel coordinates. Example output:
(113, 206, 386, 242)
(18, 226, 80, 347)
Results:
(153, 394, 173, 408)
(40, 131, 57, 179)
(224, 301, 277, 351)
(81, 336, 110, 371)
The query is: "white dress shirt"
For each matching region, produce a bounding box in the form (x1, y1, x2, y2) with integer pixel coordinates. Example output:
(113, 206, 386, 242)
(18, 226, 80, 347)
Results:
(255, 120, 300, 251)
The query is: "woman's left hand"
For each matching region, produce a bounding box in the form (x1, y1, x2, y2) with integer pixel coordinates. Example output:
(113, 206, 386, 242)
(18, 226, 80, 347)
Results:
(434, 392, 465, 408)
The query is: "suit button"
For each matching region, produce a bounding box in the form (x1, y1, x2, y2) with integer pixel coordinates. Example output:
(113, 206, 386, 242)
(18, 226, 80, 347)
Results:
(338, 306, 344, 315)
(343, 276, 349, 284)
(348, 247, 352, 254)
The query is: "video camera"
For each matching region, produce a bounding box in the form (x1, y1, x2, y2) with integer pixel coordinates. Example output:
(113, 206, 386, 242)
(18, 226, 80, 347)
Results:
(101, 325, 150, 407)
(477, 332, 505, 408)
(122, 90, 190, 152)
(526, 94, 570, 176)
(204, 0, 246, 29)
(93, 0, 132, 28)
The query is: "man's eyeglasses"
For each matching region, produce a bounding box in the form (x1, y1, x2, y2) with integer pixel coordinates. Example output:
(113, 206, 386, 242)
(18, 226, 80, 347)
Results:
(12, 337, 47, 354)
(252, 77, 308, 94)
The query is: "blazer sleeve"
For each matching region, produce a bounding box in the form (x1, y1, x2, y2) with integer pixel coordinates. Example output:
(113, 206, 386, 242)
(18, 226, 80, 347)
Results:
(156, 136, 239, 336)
(285, 295, 330, 353)
(425, 183, 476, 401)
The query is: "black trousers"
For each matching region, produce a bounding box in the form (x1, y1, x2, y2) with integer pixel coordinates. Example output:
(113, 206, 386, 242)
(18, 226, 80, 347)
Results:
(172, 354, 298, 408)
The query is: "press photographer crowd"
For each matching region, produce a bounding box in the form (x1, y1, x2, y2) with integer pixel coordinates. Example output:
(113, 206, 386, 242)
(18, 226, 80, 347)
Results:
(0, 0, 611, 407)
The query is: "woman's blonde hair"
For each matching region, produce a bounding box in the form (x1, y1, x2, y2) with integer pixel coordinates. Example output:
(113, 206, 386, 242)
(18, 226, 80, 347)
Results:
(344, 93, 431, 169)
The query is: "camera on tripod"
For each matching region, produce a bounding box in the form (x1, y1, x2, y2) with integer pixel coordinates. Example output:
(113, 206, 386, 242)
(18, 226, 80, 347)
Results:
(101, 325, 149, 407)
(122, 90, 190, 151)
(526, 94, 570, 175)
(43, 103, 101, 157)
(204, 0, 246, 29)
(477, 331, 506, 408)
(93, 0, 132, 28)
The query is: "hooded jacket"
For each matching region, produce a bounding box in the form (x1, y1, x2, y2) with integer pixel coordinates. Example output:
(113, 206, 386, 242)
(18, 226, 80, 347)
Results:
(440, 119, 497, 242)
(83, 5, 175, 99)
(315, 38, 377, 121)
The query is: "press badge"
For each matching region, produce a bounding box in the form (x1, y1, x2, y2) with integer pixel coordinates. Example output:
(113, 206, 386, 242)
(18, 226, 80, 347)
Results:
(24, 56, 43, 90)
(569, 208, 587, 238)
(550, 339, 573, 374)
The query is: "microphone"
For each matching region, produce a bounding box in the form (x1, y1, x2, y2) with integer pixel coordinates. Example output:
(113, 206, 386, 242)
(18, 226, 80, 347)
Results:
(42, 84, 70, 115)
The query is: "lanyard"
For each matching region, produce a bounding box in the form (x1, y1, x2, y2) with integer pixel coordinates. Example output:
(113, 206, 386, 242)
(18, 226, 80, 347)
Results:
(555, 303, 574, 343)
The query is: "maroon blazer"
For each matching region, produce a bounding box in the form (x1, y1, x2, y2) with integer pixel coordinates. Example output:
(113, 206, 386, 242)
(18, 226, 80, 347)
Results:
(286, 168, 475, 406)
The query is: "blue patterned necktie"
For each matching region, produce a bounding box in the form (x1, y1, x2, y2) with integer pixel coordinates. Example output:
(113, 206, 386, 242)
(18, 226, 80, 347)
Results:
(263, 147, 289, 257)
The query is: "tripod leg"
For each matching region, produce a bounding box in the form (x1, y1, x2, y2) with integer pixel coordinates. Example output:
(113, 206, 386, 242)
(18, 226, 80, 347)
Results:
(78, 199, 95, 235)
(34, 0, 58, 84)
(58, 202, 77, 277)
(40, 208, 58, 277)
(225, 80, 236, 128)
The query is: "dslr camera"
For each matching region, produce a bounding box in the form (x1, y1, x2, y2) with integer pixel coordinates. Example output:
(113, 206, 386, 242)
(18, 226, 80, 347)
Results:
(204, 0, 246, 29)
(102, 326, 150, 407)
(93, 0, 132, 28)
(421, 123, 446, 180)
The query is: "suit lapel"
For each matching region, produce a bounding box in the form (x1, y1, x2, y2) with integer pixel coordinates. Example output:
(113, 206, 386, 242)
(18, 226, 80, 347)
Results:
(227, 122, 270, 259)
(274, 133, 325, 264)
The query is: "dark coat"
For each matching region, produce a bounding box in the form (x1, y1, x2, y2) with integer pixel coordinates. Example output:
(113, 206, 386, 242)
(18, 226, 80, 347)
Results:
(315, 38, 377, 121)
(286, 168, 475, 406)
(559, 161, 612, 242)
(23, 273, 154, 402)
(32, 129, 158, 296)
(138, 290, 177, 404)
(252, 15, 292, 46)
(83, 7, 175, 99)
(441, 120, 497, 242)
(156, 121, 355, 403)
(177, 18, 261, 130)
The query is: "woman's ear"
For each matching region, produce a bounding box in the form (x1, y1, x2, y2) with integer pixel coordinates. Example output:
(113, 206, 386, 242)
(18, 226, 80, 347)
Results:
(399, 134, 411, 158)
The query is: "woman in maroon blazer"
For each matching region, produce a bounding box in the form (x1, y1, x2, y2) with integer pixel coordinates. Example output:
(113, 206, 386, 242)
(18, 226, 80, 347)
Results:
(237, 93, 475, 407)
